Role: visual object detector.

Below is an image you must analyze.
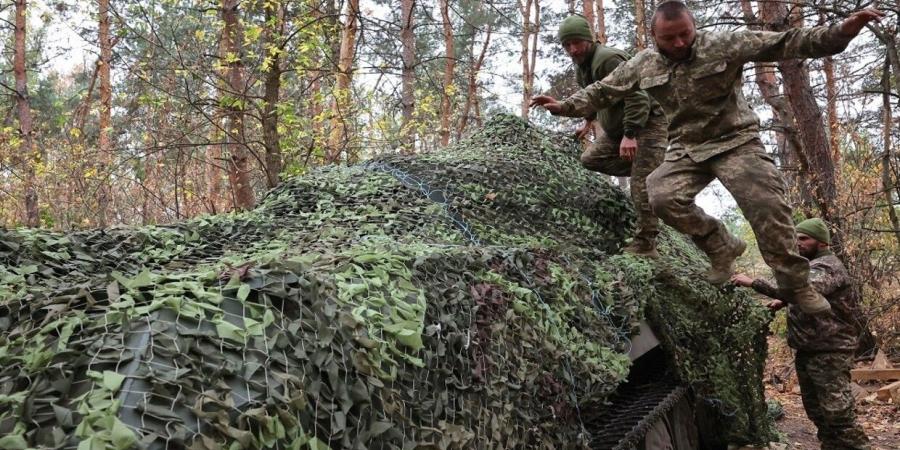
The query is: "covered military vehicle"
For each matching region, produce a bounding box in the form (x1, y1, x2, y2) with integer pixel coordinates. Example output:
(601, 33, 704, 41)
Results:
(0, 115, 774, 449)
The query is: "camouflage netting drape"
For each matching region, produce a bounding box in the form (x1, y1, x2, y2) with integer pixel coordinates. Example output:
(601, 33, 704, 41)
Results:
(0, 115, 775, 449)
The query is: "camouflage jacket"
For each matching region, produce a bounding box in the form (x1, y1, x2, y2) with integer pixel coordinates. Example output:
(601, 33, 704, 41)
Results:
(751, 250, 860, 353)
(557, 26, 853, 162)
(575, 43, 652, 139)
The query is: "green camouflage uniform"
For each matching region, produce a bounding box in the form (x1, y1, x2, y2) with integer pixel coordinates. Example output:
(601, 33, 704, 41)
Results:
(751, 249, 870, 450)
(574, 43, 667, 249)
(554, 25, 855, 292)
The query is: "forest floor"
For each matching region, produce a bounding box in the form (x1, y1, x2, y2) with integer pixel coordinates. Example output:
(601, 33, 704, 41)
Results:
(764, 336, 900, 449)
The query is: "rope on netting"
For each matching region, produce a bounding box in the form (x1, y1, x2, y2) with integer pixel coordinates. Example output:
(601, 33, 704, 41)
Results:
(364, 161, 482, 246)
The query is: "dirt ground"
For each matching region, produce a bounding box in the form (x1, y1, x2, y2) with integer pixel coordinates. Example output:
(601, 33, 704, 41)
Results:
(764, 336, 900, 449)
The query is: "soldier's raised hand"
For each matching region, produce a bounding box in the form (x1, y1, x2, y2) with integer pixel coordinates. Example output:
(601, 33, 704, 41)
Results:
(530, 95, 563, 115)
(839, 8, 884, 38)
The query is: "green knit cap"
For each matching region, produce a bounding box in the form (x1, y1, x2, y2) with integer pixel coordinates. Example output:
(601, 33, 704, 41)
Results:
(795, 218, 831, 245)
(558, 15, 594, 43)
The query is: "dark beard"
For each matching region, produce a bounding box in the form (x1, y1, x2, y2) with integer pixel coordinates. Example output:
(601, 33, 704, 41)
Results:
(658, 46, 691, 62)
(799, 247, 818, 259)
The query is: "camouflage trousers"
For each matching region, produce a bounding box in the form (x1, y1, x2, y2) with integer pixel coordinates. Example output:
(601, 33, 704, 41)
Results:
(646, 138, 810, 291)
(795, 351, 871, 450)
(580, 112, 667, 246)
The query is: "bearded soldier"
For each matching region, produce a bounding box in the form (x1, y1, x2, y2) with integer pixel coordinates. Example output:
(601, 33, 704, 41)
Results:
(732, 218, 870, 450)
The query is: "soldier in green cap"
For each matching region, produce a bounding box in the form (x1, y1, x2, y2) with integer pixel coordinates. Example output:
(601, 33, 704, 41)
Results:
(732, 218, 870, 450)
(556, 14, 668, 257)
(531, 1, 884, 314)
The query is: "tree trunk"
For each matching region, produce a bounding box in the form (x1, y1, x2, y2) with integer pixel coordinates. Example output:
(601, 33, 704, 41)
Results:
(221, 0, 255, 209)
(14, 0, 37, 227)
(595, 0, 607, 44)
(820, 12, 840, 165)
(207, 135, 224, 214)
(582, 0, 596, 38)
(327, 0, 359, 163)
(634, 0, 647, 50)
(263, 0, 285, 188)
(520, 0, 538, 118)
(98, 0, 112, 226)
(881, 58, 900, 245)
(439, 0, 455, 147)
(457, 21, 491, 140)
(400, 0, 417, 153)
(309, 4, 326, 153)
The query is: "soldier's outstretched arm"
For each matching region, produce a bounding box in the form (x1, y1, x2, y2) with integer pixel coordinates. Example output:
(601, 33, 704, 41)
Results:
(554, 54, 644, 118)
(732, 8, 883, 63)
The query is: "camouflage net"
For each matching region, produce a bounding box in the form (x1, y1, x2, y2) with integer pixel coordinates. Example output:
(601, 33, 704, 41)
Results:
(0, 115, 775, 449)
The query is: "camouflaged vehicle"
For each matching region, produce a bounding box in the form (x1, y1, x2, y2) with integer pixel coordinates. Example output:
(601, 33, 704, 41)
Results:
(0, 115, 775, 450)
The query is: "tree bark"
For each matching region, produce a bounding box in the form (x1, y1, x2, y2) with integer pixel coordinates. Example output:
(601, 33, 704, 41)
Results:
(220, 0, 255, 209)
(98, 0, 112, 226)
(207, 133, 224, 214)
(14, 0, 37, 227)
(582, 0, 596, 38)
(595, 0, 607, 44)
(457, 21, 491, 139)
(262, 0, 285, 188)
(881, 58, 900, 245)
(439, 0, 455, 147)
(634, 0, 647, 50)
(400, 0, 417, 153)
(327, 0, 359, 163)
(820, 12, 840, 165)
(520, 0, 539, 118)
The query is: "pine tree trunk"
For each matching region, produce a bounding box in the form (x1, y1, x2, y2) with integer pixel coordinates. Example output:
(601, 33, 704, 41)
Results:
(14, 0, 38, 227)
(309, 3, 326, 153)
(220, 0, 255, 209)
(520, 0, 535, 118)
(582, 0, 596, 38)
(439, 0, 455, 147)
(634, 0, 647, 50)
(400, 0, 417, 153)
(595, 0, 607, 44)
(263, 1, 285, 188)
(457, 22, 491, 139)
(823, 55, 839, 161)
(881, 59, 900, 245)
(98, 0, 112, 226)
(327, 0, 359, 163)
(207, 135, 224, 214)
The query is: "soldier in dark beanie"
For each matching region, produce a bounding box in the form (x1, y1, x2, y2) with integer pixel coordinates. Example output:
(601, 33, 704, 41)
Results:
(556, 15, 668, 258)
(733, 218, 870, 450)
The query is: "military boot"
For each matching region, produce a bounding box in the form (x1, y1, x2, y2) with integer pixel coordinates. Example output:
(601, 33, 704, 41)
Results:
(622, 236, 659, 259)
(784, 285, 831, 315)
(694, 227, 746, 285)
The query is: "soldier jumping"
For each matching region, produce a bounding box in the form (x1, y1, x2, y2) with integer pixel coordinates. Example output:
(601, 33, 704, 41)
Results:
(556, 14, 668, 258)
(531, 1, 883, 315)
